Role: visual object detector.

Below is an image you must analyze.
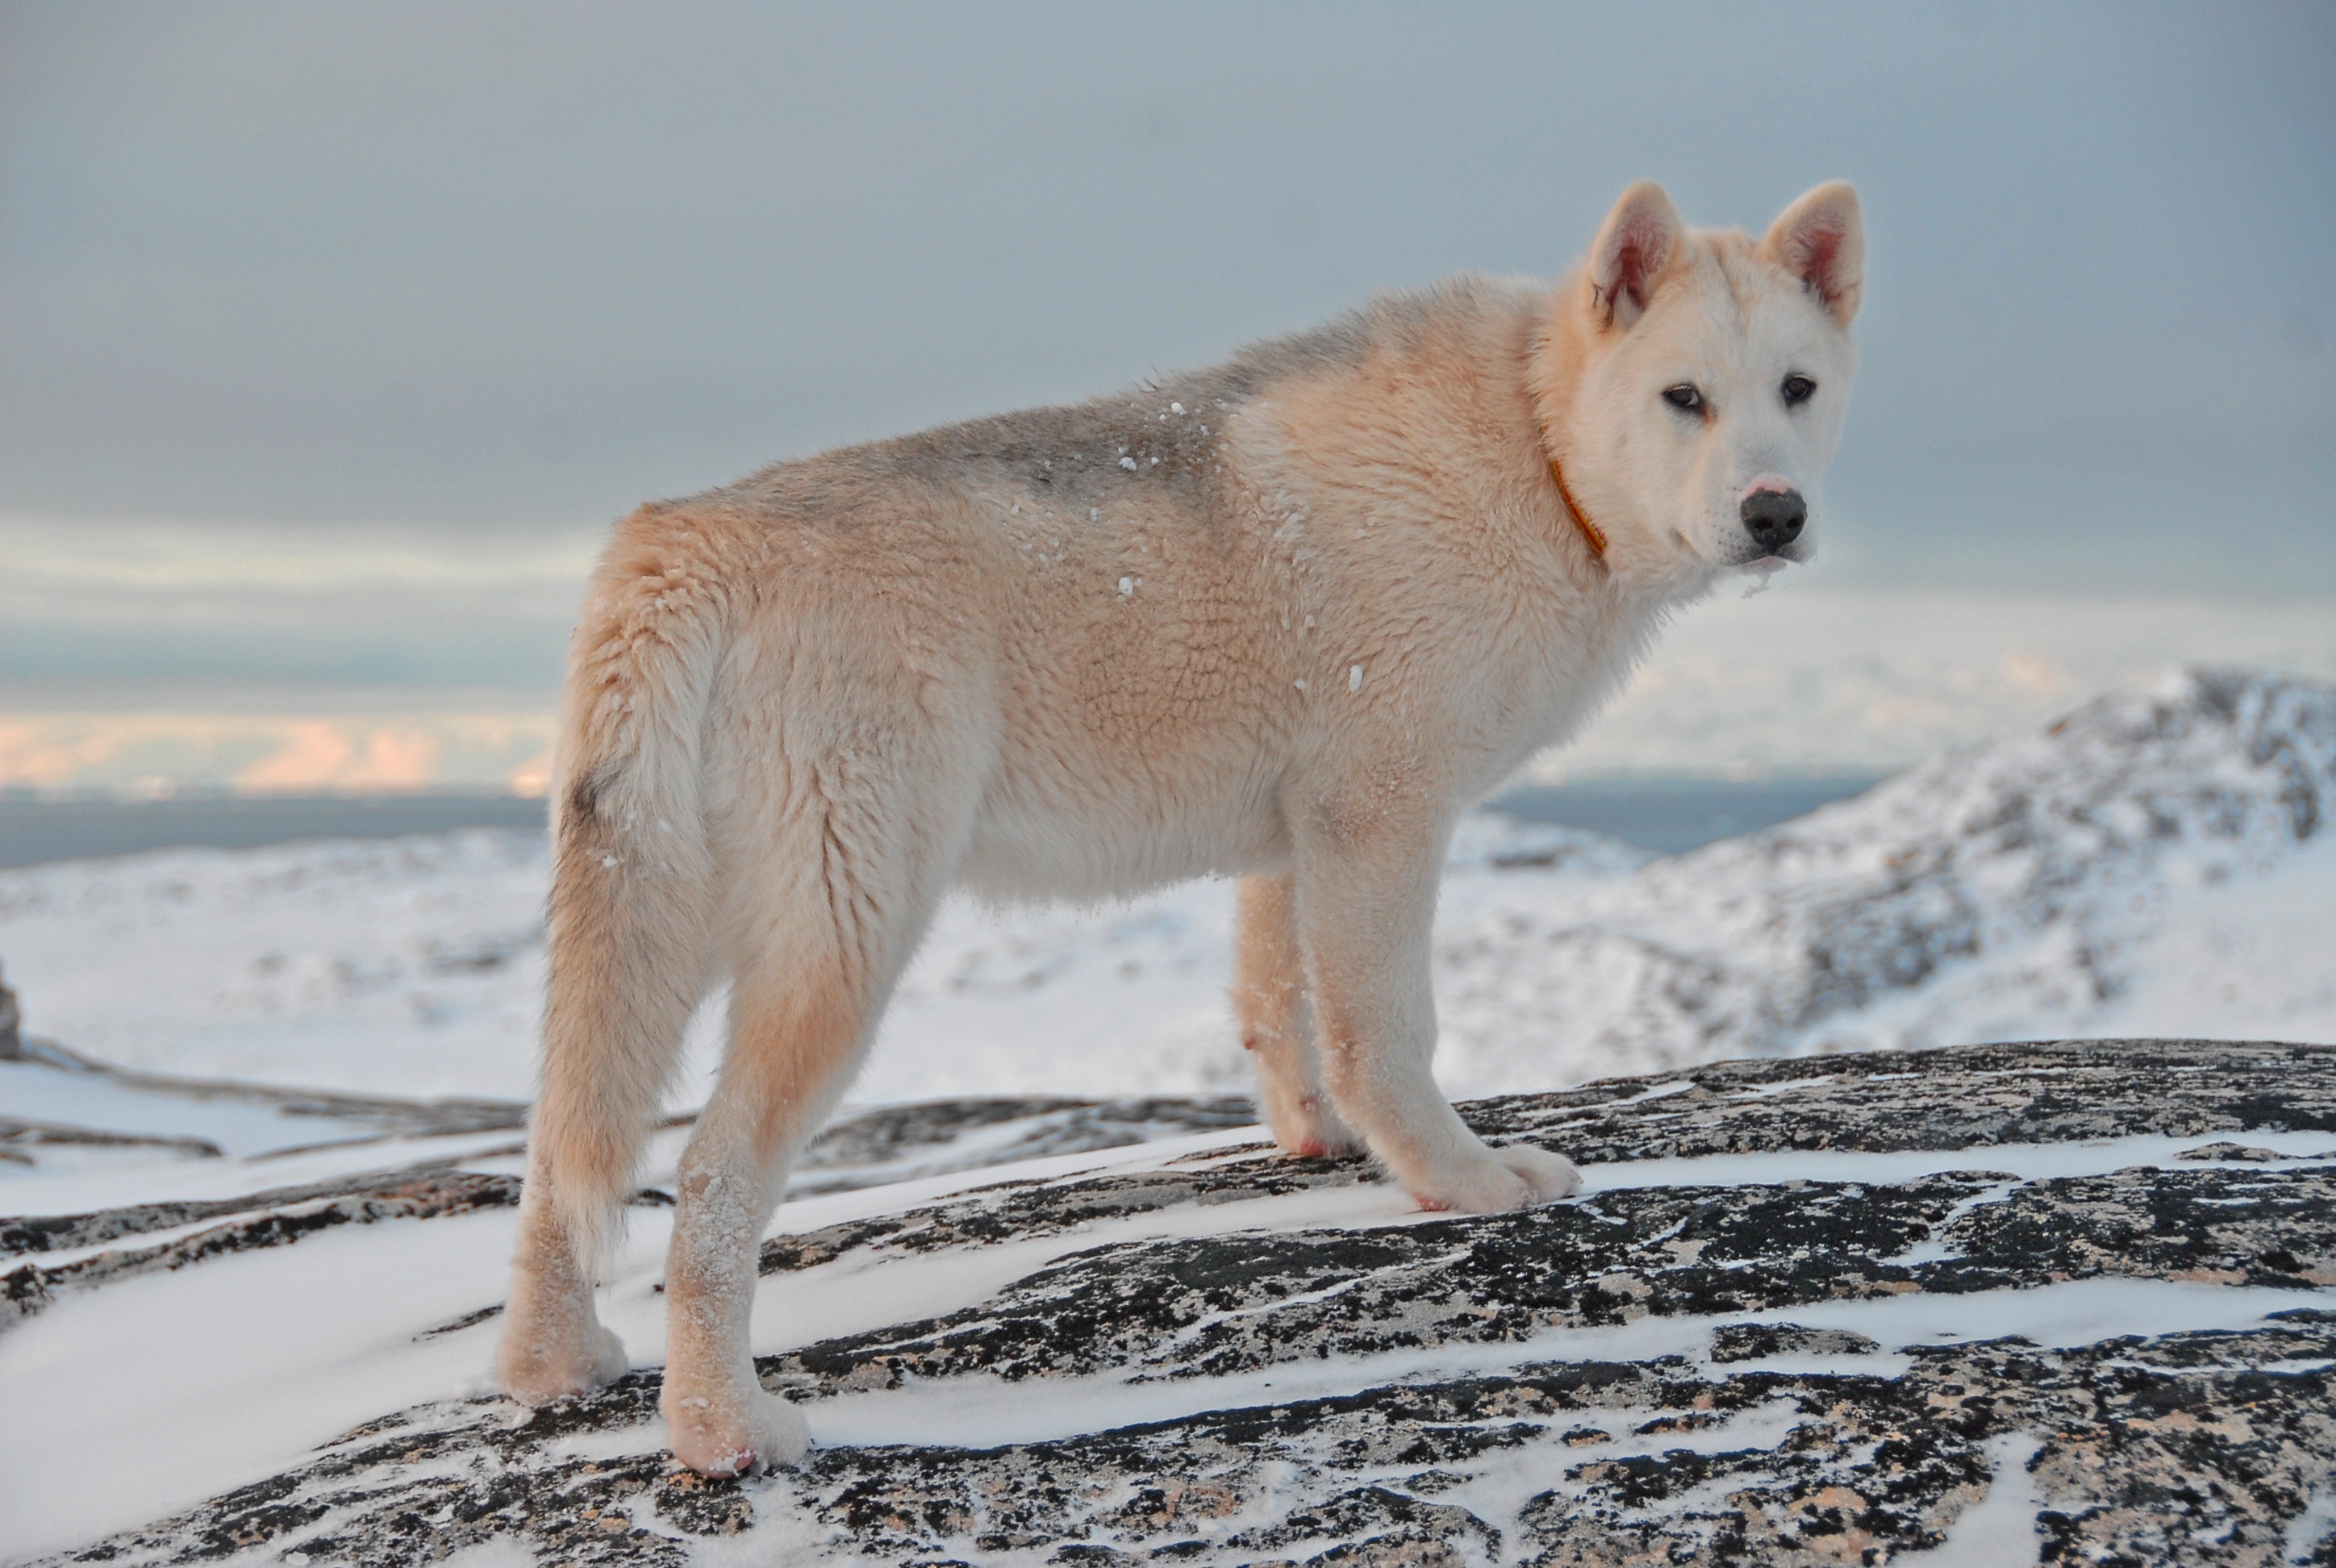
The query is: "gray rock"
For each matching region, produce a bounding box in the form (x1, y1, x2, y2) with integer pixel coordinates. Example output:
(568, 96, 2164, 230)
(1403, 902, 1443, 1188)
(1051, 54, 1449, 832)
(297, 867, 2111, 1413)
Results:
(0, 961, 21, 1061)
(27, 1038, 2336, 1566)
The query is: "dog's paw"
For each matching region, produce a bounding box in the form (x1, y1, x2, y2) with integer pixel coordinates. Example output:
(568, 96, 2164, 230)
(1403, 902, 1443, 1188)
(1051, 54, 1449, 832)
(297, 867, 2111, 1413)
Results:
(1261, 1093, 1364, 1163)
(665, 1384, 811, 1478)
(498, 1320, 628, 1407)
(1266, 1093, 1365, 1160)
(1495, 1143, 1583, 1203)
(1408, 1144, 1581, 1213)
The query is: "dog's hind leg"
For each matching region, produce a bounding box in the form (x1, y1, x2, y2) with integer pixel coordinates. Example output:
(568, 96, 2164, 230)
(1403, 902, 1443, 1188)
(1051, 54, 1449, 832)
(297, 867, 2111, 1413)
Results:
(501, 774, 716, 1406)
(658, 753, 962, 1477)
(500, 524, 733, 1408)
(1233, 873, 1359, 1158)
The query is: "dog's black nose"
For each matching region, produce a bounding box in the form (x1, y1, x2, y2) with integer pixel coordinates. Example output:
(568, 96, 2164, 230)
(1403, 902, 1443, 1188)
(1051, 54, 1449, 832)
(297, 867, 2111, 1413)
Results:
(1741, 488, 1806, 553)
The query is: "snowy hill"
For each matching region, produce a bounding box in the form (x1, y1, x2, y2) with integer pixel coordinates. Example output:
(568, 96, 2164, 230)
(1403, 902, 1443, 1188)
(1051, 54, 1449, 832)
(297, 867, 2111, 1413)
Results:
(0, 667, 2327, 1111)
(1436, 665, 2336, 1089)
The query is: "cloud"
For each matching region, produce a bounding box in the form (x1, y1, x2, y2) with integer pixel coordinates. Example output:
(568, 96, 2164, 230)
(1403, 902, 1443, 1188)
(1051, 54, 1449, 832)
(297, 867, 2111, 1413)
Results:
(0, 590, 2328, 796)
(235, 722, 444, 792)
(0, 2, 2331, 695)
(0, 710, 557, 797)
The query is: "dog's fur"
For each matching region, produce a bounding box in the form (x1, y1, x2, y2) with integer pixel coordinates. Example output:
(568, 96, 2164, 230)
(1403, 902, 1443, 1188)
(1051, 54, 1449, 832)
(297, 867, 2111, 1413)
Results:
(498, 181, 1865, 1475)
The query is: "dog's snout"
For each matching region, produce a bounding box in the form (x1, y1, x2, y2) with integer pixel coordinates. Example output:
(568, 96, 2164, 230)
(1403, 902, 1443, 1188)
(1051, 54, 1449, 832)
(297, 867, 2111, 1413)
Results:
(1740, 488, 1807, 554)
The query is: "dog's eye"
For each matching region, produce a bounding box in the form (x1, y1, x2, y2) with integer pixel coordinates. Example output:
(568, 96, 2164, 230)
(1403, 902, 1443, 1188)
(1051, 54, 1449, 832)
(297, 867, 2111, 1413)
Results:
(1662, 384, 1703, 413)
(1781, 373, 1817, 407)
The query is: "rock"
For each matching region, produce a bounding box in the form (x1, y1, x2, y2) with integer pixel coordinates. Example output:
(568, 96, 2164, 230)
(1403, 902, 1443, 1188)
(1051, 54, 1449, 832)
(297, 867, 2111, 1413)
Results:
(2176, 1141, 2294, 1163)
(786, 1094, 1260, 1195)
(26, 1037, 2336, 1566)
(2, 1170, 524, 1328)
(0, 1088, 1258, 1332)
(0, 961, 21, 1060)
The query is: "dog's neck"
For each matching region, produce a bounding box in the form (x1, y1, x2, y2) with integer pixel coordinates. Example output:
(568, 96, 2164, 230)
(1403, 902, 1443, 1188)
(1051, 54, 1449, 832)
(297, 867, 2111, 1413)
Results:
(1525, 277, 1614, 572)
(1543, 450, 1608, 561)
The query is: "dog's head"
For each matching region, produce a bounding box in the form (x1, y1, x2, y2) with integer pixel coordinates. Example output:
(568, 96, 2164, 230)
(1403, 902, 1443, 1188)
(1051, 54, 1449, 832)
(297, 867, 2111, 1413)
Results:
(1548, 181, 1863, 593)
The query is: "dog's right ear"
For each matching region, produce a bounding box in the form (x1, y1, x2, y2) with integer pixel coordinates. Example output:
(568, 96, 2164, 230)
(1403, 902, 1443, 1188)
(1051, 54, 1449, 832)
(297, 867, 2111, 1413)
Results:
(1585, 181, 1683, 332)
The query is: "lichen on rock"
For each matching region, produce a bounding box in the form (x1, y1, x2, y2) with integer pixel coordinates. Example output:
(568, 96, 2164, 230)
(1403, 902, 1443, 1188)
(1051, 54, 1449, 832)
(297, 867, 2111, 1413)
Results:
(25, 1038, 2336, 1566)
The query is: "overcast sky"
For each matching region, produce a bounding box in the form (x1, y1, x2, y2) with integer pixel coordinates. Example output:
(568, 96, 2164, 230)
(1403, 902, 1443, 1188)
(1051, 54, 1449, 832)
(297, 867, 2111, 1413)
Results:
(2, 2, 2331, 693)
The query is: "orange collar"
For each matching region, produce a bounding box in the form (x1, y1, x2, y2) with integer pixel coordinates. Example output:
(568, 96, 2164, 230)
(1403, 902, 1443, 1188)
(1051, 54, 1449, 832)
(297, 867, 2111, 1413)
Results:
(1547, 455, 1608, 561)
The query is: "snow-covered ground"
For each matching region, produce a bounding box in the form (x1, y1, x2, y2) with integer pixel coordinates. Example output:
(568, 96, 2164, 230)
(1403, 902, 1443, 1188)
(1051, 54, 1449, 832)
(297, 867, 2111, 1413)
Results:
(2, 665, 2330, 1562)
(5, 1044, 2329, 1563)
(1, 666, 2328, 1114)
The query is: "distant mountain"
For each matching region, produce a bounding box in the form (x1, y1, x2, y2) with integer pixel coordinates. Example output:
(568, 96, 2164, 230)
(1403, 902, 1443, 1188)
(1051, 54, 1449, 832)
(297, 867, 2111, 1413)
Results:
(1437, 669, 2336, 1091)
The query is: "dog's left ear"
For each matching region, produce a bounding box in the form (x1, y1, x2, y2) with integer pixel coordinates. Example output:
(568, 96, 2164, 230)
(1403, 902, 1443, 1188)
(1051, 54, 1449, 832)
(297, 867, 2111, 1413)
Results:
(1762, 181, 1863, 327)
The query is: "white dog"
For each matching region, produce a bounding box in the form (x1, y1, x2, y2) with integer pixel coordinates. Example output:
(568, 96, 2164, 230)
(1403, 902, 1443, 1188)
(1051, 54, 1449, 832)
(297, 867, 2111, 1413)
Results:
(498, 180, 1865, 1475)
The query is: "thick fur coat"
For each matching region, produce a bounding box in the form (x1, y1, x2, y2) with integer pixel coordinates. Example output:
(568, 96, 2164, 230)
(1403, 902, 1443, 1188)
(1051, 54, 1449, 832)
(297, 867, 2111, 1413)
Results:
(498, 181, 1867, 1475)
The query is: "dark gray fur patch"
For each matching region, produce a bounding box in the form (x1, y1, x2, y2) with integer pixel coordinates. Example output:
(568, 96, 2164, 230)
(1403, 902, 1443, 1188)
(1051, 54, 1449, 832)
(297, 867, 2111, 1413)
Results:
(720, 273, 1529, 516)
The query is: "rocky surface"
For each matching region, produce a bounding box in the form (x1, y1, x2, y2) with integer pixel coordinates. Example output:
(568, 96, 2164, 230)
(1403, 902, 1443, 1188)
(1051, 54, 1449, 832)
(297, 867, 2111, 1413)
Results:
(19, 1037, 2336, 1566)
(0, 1050, 1245, 1332)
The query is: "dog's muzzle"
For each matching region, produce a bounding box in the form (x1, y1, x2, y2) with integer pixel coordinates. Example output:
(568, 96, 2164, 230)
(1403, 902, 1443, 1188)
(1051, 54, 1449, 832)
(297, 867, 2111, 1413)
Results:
(1740, 486, 1807, 557)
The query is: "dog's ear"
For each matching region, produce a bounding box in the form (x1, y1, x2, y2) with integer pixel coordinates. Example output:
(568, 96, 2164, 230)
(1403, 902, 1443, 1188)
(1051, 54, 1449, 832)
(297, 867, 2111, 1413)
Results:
(1585, 181, 1683, 332)
(1762, 181, 1863, 327)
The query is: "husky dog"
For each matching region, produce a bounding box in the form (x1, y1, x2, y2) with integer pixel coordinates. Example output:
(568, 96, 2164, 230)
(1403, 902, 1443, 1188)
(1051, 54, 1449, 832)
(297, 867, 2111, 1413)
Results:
(498, 181, 1865, 1474)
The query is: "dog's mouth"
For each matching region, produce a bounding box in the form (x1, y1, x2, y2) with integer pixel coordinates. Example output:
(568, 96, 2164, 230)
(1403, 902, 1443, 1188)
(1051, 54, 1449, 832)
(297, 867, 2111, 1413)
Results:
(1735, 536, 1814, 569)
(1735, 556, 1787, 596)
(1729, 539, 1812, 596)
(1676, 528, 1814, 577)
(1722, 548, 1800, 573)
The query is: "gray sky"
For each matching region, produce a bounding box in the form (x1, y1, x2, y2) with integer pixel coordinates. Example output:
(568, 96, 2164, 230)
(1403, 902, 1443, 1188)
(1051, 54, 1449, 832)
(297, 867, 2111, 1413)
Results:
(2, 2, 2332, 693)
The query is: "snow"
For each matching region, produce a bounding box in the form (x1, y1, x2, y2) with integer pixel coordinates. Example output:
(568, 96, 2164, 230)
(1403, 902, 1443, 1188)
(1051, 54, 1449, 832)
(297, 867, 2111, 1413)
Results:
(801, 1273, 2334, 1453)
(2289, 1485, 2336, 1564)
(0, 1205, 528, 1553)
(0, 828, 549, 1098)
(0, 1111, 524, 1224)
(0, 669, 2327, 1124)
(1, 665, 2330, 1556)
(0, 815, 1637, 1108)
(2, 1105, 2323, 1560)
(1432, 667, 2336, 1087)
(1580, 1132, 2336, 1199)
(1548, 589, 2336, 780)
(0, 1119, 1324, 1557)
(1916, 1433, 2046, 1566)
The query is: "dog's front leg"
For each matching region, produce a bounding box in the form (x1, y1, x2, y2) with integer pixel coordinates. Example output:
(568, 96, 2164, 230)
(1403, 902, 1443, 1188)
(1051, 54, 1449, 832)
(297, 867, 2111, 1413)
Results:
(1233, 873, 1362, 1158)
(1295, 811, 1580, 1212)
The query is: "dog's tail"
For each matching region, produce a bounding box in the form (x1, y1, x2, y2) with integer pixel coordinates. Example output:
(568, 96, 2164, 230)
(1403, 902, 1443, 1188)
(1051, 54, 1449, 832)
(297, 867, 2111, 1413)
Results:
(529, 508, 733, 1278)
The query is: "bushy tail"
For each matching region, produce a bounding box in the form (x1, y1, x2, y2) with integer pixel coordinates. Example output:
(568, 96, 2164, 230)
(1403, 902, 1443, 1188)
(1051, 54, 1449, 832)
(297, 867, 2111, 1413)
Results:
(528, 522, 732, 1278)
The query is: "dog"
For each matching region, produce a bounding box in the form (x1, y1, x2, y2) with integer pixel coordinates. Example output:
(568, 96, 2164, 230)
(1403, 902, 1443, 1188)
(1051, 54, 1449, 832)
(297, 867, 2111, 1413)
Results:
(497, 180, 1865, 1475)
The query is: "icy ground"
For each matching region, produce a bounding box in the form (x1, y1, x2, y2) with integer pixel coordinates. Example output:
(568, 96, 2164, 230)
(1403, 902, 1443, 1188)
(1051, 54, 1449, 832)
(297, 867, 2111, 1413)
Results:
(0, 666, 2327, 1110)
(1, 667, 2333, 1563)
(4, 1041, 2332, 1564)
